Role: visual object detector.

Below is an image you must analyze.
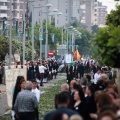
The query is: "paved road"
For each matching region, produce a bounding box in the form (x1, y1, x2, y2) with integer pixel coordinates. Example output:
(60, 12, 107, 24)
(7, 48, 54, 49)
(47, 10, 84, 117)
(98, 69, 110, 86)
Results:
(0, 74, 66, 116)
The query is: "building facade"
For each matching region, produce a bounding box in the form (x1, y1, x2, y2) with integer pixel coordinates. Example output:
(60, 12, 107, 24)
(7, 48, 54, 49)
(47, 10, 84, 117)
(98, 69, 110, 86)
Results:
(97, 2, 107, 25)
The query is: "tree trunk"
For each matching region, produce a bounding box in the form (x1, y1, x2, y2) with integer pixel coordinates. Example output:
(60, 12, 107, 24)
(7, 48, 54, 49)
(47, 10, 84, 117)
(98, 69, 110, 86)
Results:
(115, 68, 120, 97)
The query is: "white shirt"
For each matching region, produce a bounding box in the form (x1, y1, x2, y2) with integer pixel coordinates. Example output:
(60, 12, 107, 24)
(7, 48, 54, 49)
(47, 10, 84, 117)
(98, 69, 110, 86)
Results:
(94, 73, 101, 84)
(32, 88, 40, 102)
(39, 65, 47, 73)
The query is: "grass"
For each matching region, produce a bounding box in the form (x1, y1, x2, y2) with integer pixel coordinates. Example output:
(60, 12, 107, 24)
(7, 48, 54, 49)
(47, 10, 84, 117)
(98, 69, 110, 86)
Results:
(0, 79, 66, 120)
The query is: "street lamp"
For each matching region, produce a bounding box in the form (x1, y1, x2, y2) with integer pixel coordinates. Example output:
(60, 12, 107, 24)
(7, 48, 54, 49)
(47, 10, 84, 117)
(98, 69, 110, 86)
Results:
(9, 0, 13, 66)
(45, 3, 52, 60)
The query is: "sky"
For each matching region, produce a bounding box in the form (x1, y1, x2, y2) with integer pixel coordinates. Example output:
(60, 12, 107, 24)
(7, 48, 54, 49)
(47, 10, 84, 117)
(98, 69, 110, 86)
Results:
(98, 0, 120, 13)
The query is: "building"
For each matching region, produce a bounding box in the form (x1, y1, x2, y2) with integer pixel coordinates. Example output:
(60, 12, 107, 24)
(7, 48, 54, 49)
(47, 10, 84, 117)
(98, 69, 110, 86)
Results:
(79, 0, 94, 30)
(0, 0, 8, 19)
(97, 2, 107, 25)
(0, 0, 25, 26)
(92, 0, 107, 25)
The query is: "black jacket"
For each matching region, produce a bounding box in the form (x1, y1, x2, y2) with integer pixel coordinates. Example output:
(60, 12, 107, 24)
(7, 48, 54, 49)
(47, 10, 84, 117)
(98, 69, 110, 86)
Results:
(44, 106, 78, 120)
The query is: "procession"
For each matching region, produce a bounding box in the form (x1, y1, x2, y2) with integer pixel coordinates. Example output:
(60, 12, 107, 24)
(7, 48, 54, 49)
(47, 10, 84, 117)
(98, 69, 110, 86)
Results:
(0, 0, 120, 120)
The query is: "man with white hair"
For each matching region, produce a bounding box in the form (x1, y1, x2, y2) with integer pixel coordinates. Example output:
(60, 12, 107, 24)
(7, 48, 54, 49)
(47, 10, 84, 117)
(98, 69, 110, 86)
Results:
(61, 83, 69, 92)
(14, 81, 38, 120)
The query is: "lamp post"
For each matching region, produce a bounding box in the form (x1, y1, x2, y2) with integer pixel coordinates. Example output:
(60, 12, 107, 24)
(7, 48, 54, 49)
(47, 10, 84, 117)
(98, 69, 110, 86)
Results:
(32, 4, 34, 61)
(45, 3, 52, 60)
(23, 0, 35, 63)
(22, 0, 26, 65)
(39, 9, 43, 60)
(9, 0, 13, 65)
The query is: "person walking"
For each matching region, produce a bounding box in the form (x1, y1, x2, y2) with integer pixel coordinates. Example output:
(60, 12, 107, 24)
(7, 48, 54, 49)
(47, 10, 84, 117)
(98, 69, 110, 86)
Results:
(32, 80, 40, 120)
(39, 63, 47, 86)
(14, 81, 38, 120)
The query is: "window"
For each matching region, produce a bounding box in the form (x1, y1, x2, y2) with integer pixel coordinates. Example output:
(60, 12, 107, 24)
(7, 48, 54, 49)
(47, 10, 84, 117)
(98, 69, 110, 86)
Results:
(0, 2, 7, 6)
(94, 14, 97, 16)
(66, 1, 68, 6)
(95, 0, 97, 2)
(78, 9, 79, 13)
(71, 17, 76, 20)
(66, 9, 67, 13)
(0, 10, 6, 13)
(94, 9, 97, 12)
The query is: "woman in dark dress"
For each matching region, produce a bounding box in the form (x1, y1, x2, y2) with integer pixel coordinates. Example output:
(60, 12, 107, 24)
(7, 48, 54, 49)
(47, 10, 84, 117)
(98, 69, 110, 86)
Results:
(73, 90, 88, 120)
(85, 84, 97, 120)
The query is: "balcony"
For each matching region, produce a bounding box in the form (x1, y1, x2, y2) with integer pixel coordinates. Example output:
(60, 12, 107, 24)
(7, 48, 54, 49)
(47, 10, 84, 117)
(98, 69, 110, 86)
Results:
(0, 13, 7, 17)
(0, 6, 7, 10)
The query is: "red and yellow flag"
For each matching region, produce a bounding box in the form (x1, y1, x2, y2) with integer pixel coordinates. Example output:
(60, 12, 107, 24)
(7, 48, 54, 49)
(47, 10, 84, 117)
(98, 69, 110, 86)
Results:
(74, 50, 81, 60)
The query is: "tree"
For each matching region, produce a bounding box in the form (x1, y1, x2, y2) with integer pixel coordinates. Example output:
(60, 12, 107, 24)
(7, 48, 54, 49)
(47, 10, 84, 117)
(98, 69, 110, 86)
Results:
(67, 21, 94, 56)
(91, 25, 99, 34)
(93, 5, 120, 68)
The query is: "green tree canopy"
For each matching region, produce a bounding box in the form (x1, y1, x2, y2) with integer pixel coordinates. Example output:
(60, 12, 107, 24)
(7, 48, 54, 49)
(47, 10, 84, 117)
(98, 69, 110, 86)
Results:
(93, 4, 120, 68)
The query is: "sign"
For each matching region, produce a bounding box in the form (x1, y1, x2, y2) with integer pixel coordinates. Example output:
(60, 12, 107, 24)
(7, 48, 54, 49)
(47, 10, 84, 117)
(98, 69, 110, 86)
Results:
(18, 21, 23, 33)
(65, 54, 72, 63)
(39, 28, 43, 40)
(48, 50, 54, 57)
(14, 54, 20, 62)
(5, 66, 27, 108)
(52, 34, 55, 42)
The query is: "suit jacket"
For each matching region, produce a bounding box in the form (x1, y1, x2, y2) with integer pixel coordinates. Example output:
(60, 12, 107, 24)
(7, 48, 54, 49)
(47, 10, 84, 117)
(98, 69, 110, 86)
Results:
(78, 64, 84, 73)
(44, 106, 78, 120)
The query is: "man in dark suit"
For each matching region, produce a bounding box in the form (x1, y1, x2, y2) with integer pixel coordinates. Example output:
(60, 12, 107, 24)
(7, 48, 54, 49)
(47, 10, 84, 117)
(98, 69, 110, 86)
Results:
(78, 63, 84, 78)
(44, 92, 78, 120)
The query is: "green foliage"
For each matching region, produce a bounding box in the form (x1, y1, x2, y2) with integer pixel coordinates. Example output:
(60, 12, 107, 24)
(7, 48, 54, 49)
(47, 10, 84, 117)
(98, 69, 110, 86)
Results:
(93, 4, 120, 68)
(106, 5, 120, 27)
(91, 25, 99, 35)
(0, 37, 34, 61)
(28, 21, 66, 51)
(75, 28, 93, 55)
(93, 26, 120, 67)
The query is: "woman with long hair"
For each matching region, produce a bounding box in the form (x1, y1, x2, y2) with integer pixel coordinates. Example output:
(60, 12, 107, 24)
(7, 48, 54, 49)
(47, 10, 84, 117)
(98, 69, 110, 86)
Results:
(73, 90, 87, 120)
(12, 76, 26, 120)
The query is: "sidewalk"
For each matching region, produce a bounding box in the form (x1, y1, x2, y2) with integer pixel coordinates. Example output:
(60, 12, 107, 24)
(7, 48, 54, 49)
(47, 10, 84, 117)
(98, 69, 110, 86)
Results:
(0, 74, 66, 116)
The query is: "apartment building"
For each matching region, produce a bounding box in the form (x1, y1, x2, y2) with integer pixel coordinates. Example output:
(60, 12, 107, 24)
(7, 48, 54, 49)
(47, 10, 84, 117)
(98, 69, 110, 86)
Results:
(28, 0, 107, 29)
(97, 2, 107, 25)
(0, 0, 25, 26)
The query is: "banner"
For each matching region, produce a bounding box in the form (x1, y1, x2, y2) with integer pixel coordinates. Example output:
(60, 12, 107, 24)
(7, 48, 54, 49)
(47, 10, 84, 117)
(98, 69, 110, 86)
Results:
(5, 66, 27, 108)
(65, 54, 72, 63)
(39, 28, 43, 41)
(74, 49, 81, 60)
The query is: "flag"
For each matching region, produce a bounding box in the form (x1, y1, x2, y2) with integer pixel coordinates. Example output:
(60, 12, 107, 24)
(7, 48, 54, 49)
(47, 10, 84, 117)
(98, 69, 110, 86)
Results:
(74, 49, 81, 60)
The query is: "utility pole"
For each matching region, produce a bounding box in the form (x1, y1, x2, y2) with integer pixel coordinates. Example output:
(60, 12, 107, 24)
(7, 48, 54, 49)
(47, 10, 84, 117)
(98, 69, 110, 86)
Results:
(72, 31, 74, 52)
(32, 5, 34, 60)
(45, 11, 48, 60)
(23, 1, 26, 65)
(9, 0, 13, 66)
(40, 9, 43, 59)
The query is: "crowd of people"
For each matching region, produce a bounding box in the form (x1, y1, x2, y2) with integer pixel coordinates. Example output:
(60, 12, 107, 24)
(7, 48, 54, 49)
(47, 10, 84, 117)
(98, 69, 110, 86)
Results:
(0, 59, 59, 86)
(0, 58, 120, 120)
(12, 76, 40, 120)
(44, 61, 119, 120)
(26, 60, 59, 86)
